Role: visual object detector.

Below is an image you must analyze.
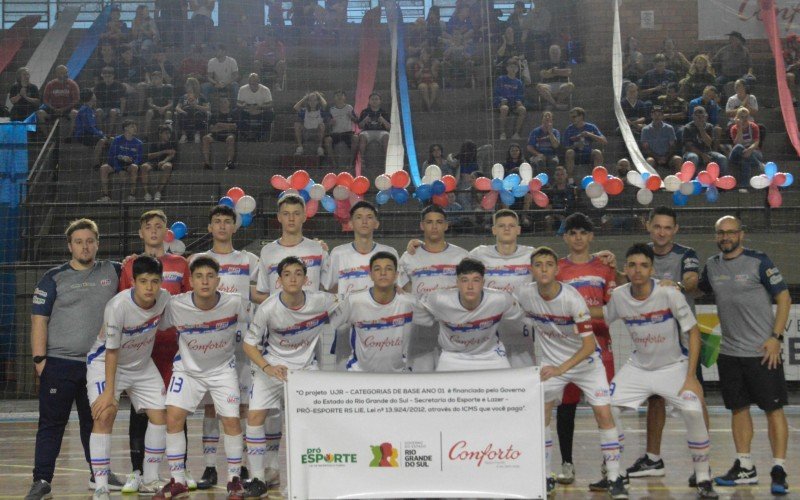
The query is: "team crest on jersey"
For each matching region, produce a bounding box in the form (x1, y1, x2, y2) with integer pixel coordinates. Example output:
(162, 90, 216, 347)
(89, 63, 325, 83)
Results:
(340, 266, 369, 279)
(220, 264, 250, 276)
(275, 312, 330, 336)
(179, 315, 238, 335)
(100, 279, 111, 286)
(444, 314, 502, 332)
(413, 264, 457, 277)
(162, 271, 184, 283)
(357, 313, 413, 331)
(486, 265, 531, 276)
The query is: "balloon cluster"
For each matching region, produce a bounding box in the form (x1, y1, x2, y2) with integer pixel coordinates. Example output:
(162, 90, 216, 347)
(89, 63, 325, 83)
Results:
(695, 162, 736, 203)
(164, 221, 188, 254)
(662, 162, 736, 206)
(750, 161, 794, 208)
(374, 170, 412, 205)
(580, 166, 625, 209)
(625, 170, 663, 205)
(474, 163, 546, 209)
(270, 170, 370, 218)
(412, 165, 457, 207)
(218, 186, 257, 228)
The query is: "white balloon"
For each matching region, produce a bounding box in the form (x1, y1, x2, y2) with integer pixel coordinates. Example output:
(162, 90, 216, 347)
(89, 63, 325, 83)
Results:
(234, 211, 243, 230)
(749, 174, 771, 190)
(626, 169, 644, 188)
(491, 163, 505, 179)
(636, 188, 653, 205)
(421, 174, 433, 185)
(663, 175, 682, 192)
(168, 239, 186, 255)
(235, 195, 256, 214)
(425, 164, 442, 180)
(590, 191, 609, 208)
(309, 184, 326, 201)
(282, 188, 299, 197)
(519, 162, 533, 182)
(585, 182, 605, 199)
(332, 185, 351, 200)
(374, 174, 392, 191)
(679, 182, 695, 196)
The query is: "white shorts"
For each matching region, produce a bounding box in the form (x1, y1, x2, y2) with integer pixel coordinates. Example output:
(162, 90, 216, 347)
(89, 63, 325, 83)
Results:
(436, 343, 511, 372)
(199, 354, 251, 407)
(498, 320, 536, 368)
(249, 361, 318, 411)
(610, 360, 703, 412)
(165, 366, 241, 418)
(359, 130, 389, 143)
(542, 357, 611, 406)
(87, 360, 166, 412)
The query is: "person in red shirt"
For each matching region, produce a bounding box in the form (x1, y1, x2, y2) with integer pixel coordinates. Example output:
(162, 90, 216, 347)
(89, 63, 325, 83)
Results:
(36, 65, 80, 135)
(728, 106, 763, 188)
(179, 44, 209, 85)
(253, 30, 286, 91)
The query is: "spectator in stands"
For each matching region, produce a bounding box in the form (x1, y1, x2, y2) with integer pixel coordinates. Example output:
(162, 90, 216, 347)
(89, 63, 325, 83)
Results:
(712, 31, 755, 91)
(202, 44, 239, 100)
(688, 85, 722, 126)
(423, 143, 448, 175)
(493, 60, 526, 140)
(175, 77, 209, 143)
(289, 0, 316, 28)
(453, 140, 480, 211)
(785, 33, 800, 104)
(141, 124, 176, 201)
(623, 36, 646, 83)
(657, 82, 688, 129)
(100, 5, 130, 47)
(266, 0, 284, 27)
(725, 78, 758, 127)
(537, 165, 576, 231)
(179, 44, 208, 83)
(527, 110, 560, 174)
(8, 67, 40, 121)
(254, 30, 286, 91)
(639, 53, 678, 101)
(236, 73, 274, 141)
(425, 6, 445, 59)
(728, 106, 763, 189)
(536, 44, 574, 111)
(564, 106, 606, 180)
(73, 89, 109, 169)
(189, 0, 215, 48)
(324, 89, 358, 167)
(682, 105, 728, 171)
(146, 47, 177, 86)
(88, 44, 118, 85)
(37, 65, 80, 135)
(415, 47, 441, 111)
(357, 92, 391, 159)
(503, 143, 524, 176)
(143, 70, 174, 138)
(679, 54, 716, 99)
(662, 38, 690, 75)
(202, 97, 237, 170)
(621, 82, 648, 136)
(116, 45, 148, 100)
(442, 5, 476, 88)
(495, 26, 522, 71)
(93, 66, 127, 136)
(99, 119, 143, 202)
(132, 4, 160, 54)
(293, 91, 328, 157)
(641, 106, 680, 175)
(154, 0, 187, 47)
(405, 18, 428, 76)
(505, 1, 527, 45)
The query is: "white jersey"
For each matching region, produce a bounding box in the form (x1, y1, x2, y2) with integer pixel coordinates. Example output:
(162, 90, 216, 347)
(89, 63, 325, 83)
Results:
(338, 289, 416, 372)
(256, 238, 327, 294)
(322, 242, 399, 294)
(87, 289, 170, 370)
(246, 291, 339, 369)
(192, 249, 259, 298)
(469, 245, 534, 293)
(415, 288, 521, 355)
(161, 291, 248, 376)
(605, 279, 696, 371)
(398, 243, 468, 295)
(514, 282, 598, 366)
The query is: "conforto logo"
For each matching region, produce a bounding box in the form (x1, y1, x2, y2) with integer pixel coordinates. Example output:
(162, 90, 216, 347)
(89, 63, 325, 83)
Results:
(448, 440, 522, 467)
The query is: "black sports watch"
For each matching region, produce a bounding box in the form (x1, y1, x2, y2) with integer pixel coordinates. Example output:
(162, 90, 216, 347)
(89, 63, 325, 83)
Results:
(33, 355, 46, 364)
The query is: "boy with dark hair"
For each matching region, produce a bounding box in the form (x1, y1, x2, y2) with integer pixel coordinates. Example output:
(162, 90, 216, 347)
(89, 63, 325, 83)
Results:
(143, 70, 174, 138)
(73, 88, 109, 170)
(99, 120, 143, 202)
(202, 97, 237, 170)
(141, 125, 176, 201)
(357, 92, 390, 157)
(94, 65, 126, 135)
(324, 89, 358, 167)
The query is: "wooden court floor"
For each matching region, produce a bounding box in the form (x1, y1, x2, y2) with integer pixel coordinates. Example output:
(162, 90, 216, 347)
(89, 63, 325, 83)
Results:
(0, 408, 797, 499)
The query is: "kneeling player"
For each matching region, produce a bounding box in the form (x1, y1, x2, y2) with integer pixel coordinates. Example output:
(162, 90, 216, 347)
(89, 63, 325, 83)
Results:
(514, 248, 623, 497)
(606, 244, 717, 499)
(87, 256, 170, 498)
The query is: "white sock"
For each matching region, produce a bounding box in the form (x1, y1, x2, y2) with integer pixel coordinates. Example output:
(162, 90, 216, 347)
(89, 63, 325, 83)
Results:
(611, 406, 625, 469)
(224, 433, 243, 481)
(545, 423, 553, 476)
(737, 453, 754, 470)
(600, 427, 621, 481)
(646, 452, 661, 462)
(682, 409, 711, 482)
(143, 423, 166, 483)
(166, 431, 187, 484)
(90, 433, 111, 489)
(202, 417, 220, 467)
(264, 411, 282, 470)
(246, 424, 267, 481)
(774, 458, 786, 468)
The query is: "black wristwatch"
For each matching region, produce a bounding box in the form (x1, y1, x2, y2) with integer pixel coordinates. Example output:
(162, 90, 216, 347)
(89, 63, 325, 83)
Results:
(33, 355, 46, 364)
(771, 332, 784, 341)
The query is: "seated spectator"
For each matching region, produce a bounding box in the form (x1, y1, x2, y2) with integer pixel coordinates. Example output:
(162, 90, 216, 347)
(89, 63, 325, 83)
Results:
(266, 0, 285, 28)
(641, 106, 681, 175)
(414, 47, 441, 111)
(526, 110, 560, 174)
(93, 66, 126, 136)
(688, 85, 722, 126)
(175, 77, 209, 143)
(524, 165, 575, 231)
(679, 54, 716, 99)
(8, 67, 40, 121)
(141, 124, 176, 201)
(623, 36, 646, 83)
(289, 0, 316, 28)
(621, 83, 648, 136)
(100, 5, 130, 47)
(357, 92, 390, 159)
(425, 6, 446, 60)
(405, 18, 428, 77)
(189, 0, 215, 47)
(179, 44, 208, 84)
(143, 70, 174, 138)
(452, 140, 479, 211)
(712, 31, 755, 92)
(88, 44, 118, 85)
(442, 6, 476, 88)
(503, 143, 524, 176)
(493, 60, 526, 140)
(682, 105, 728, 171)
(293, 91, 328, 156)
(518, 2, 553, 61)
(638, 53, 678, 101)
(725, 78, 758, 128)
(657, 82, 688, 129)
(146, 47, 177, 86)
(202, 97, 237, 170)
(495, 27, 522, 71)
(154, 0, 187, 47)
(536, 44, 574, 111)
(324, 89, 358, 167)
(73, 89, 109, 169)
(785, 33, 800, 104)
(132, 4, 160, 54)
(115, 45, 148, 97)
(563, 107, 606, 180)
(236, 73, 274, 141)
(423, 143, 448, 175)
(99, 119, 143, 202)
(202, 44, 239, 101)
(36, 65, 80, 135)
(662, 38, 690, 75)
(728, 106, 763, 189)
(254, 30, 286, 91)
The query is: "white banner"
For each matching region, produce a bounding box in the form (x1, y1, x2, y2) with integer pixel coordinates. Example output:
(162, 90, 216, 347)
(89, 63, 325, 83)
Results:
(698, 0, 800, 40)
(285, 368, 545, 499)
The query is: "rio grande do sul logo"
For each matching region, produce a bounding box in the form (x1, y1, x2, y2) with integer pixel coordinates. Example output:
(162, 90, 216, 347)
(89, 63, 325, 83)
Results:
(301, 447, 357, 465)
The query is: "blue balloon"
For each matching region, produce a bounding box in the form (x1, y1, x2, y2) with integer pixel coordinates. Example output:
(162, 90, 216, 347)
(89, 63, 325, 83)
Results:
(491, 178, 504, 191)
(321, 195, 336, 212)
(499, 190, 515, 206)
(641, 172, 650, 182)
(170, 221, 188, 240)
(692, 179, 703, 195)
(705, 185, 719, 203)
(512, 184, 529, 197)
(672, 191, 689, 206)
(299, 189, 311, 202)
(765, 161, 778, 179)
(431, 180, 446, 195)
(783, 172, 794, 187)
(391, 187, 409, 204)
(581, 175, 593, 189)
(304, 178, 315, 191)
(536, 172, 549, 186)
(503, 173, 521, 191)
(375, 190, 391, 205)
(219, 196, 235, 208)
(415, 184, 433, 201)
(240, 212, 254, 228)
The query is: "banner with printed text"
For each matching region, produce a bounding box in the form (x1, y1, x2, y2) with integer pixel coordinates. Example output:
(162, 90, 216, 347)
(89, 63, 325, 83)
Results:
(285, 368, 545, 499)
(698, 0, 800, 40)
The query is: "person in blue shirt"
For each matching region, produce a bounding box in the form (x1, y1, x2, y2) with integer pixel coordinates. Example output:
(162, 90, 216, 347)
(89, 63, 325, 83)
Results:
(527, 110, 560, 174)
(73, 89, 109, 170)
(563, 107, 606, 181)
(99, 119, 143, 202)
(493, 60, 527, 140)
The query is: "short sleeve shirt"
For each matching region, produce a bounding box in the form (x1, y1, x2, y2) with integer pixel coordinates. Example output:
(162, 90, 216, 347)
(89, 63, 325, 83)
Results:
(528, 126, 560, 156)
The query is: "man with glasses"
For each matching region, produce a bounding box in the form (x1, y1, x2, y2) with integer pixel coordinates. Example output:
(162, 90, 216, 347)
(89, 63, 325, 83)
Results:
(682, 106, 728, 171)
(564, 107, 606, 182)
(698, 216, 790, 495)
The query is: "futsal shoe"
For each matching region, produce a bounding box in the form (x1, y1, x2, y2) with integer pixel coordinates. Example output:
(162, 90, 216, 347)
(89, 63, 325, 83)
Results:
(151, 478, 189, 499)
(185, 470, 198, 490)
(771, 465, 789, 495)
(227, 476, 246, 500)
(696, 480, 719, 499)
(24, 480, 52, 500)
(625, 455, 666, 477)
(243, 478, 269, 499)
(546, 476, 556, 497)
(608, 476, 629, 499)
(89, 472, 125, 491)
(714, 459, 758, 486)
(196, 466, 218, 490)
(121, 471, 142, 493)
(556, 462, 575, 484)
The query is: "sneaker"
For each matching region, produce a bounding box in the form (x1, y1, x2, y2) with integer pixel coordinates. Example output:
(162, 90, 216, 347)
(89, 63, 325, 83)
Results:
(225, 161, 236, 170)
(185, 470, 198, 490)
(499, 133, 507, 140)
(241, 466, 249, 481)
(511, 133, 522, 140)
(546, 476, 556, 497)
(97, 195, 111, 202)
(138, 479, 167, 494)
(771, 465, 789, 495)
(89, 472, 125, 491)
(227, 476, 245, 499)
(588, 477, 610, 492)
(264, 467, 280, 487)
(194, 132, 201, 143)
(715, 459, 758, 486)
(243, 478, 268, 499)
(608, 476, 629, 499)
(122, 471, 142, 493)
(93, 486, 110, 500)
(144, 192, 153, 201)
(316, 146, 325, 156)
(697, 480, 719, 499)
(154, 191, 162, 201)
(689, 472, 697, 487)
(626, 454, 666, 477)
(152, 478, 189, 499)
(179, 134, 188, 144)
(556, 462, 575, 484)
(295, 146, 304, 155)
(127, 194, 136, 202)
(197, 466, 218, 490)
(24, 480, 52, 500)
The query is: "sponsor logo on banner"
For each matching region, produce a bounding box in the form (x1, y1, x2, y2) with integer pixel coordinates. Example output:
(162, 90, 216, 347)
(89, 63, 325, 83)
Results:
(403, 441, 433, 468)
(301, 447, 357, 466)
(369, 443, 399, 467)
(448, 440, 522, 467)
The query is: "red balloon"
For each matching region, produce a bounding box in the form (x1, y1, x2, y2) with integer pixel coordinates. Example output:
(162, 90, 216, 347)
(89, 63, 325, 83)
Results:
(592, 166, 608, 185)
(322, 173, 338, 190)
(432, 194, 449, 207)
(706, 162, 720, 180)
(474, 177, 492, 191)
(768, 186, 783, 208)
(528, 179, 543, 193)
(605, 177, 624, 195)
(697, 171, 713, 186)
(350, 176, 370, 195)
(164, 229, 175, 243)
(391, 170, 410, 189)
(645, 175, 662, 191)
(226, 186, 245, 203)
(270, 175, 291, 190)
(680, 161, 696, 181)
(481, 191, 499, 210)
(442, 175, 457, 192)
(773, 172, 787, 187)
(715, 175, 736, 190)
(291, 170, 310, 190)
(533, 190, 549, 208)
(305, 199, 319, 218)
(336, 172, 354, 188)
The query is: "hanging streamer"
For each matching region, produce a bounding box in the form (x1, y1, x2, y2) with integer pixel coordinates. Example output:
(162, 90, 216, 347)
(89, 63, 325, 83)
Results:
(353, 7, 382, 177)
(384, 2, 406, 176)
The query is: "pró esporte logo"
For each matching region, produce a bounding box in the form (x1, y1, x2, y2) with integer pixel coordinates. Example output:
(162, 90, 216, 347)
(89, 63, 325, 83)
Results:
(301, 448, 357, 466)
(369, 442, 398, 467)
(448, 440, 522, 467)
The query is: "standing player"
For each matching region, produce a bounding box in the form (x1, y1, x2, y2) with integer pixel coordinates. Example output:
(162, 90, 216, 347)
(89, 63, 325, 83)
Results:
(607, 243, 717, 499)
(241, 257, 341, 498)
(86, 256, 170, 498)
(153, 256, 249, 499)
(514, 248, 622, 497)
(399, 205, 468, 371)
(468, 208, 536, 367)
(191, 205, 268, 490)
